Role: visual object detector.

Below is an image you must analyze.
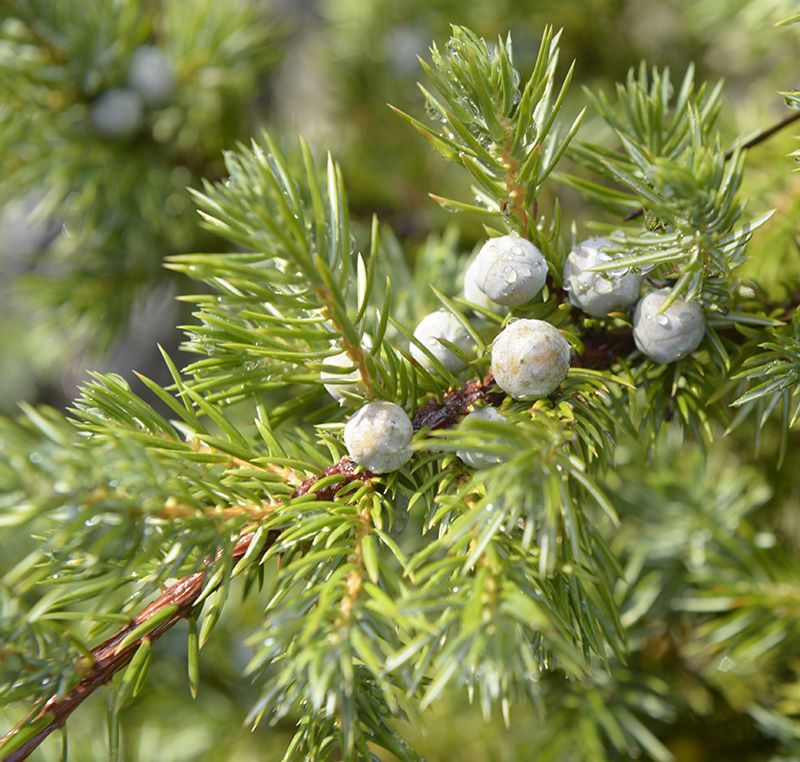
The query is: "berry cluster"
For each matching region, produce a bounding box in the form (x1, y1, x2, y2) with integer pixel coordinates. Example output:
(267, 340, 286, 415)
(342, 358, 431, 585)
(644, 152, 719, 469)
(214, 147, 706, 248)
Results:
(90, 46, 175, 139)
(328, 234, 706, 473)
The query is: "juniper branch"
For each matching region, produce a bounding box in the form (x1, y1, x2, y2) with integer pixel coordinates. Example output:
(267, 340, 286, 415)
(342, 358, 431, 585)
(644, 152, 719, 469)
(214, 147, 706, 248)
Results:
(624, 108, 800, 220)
(1, 285, 782, 759)
(573, 286, 800, 371)
(0, 462, 368, 761)
(731, 109, 800, 155)
(1, 572, 209, 762)
(0, 372, 505, 760)
(4, 291, 799, 759)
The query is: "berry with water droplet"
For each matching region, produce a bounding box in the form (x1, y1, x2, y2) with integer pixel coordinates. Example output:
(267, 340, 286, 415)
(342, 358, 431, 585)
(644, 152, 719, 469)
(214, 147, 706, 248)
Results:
(411, 310, 474, 372)
(463, 258, 507, 315)
(491, 319, 570, 399)
(344, 401, 413, 473)
(457, 407, 506, 468)
(633, 289, 705, 363)
(562, 237, 641, 317)
(471, 235, 548, 306)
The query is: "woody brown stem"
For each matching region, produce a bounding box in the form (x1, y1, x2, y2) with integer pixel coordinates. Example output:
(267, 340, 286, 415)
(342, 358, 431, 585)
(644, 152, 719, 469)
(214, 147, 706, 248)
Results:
(0, 460, 367, 761)
(412, 371, 502, 430)
(2, 573, 209, 762)
(1, 368, 511, 759)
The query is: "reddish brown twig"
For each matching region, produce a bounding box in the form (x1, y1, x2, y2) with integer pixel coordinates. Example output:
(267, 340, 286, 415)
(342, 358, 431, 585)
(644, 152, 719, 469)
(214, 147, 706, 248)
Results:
(1, 371, 511, 760)
(0, 465, 366, 761)
(412, 371, 502, 430)
(294, 457, 371, 499)
(573, 328, 637, 370)
(2, 572, 209, 762)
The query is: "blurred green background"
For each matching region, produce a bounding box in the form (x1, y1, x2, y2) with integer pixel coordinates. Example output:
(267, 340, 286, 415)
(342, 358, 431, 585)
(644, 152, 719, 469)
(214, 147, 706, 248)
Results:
(1, 0, 799, 759)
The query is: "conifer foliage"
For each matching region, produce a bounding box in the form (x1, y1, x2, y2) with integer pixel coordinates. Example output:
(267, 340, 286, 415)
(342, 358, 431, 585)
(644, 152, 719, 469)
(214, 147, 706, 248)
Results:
(0, 0, 273, 345)
(2, 20, 800, 761)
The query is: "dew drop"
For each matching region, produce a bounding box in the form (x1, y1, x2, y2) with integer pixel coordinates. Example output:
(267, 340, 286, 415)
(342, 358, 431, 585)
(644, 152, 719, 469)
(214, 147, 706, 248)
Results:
(502, 266, 518, 284)
(424, 102, 445, 123)
(596, 280, 613, 294)
(656, 314, 671, 327)
(718, 656, 735, 672)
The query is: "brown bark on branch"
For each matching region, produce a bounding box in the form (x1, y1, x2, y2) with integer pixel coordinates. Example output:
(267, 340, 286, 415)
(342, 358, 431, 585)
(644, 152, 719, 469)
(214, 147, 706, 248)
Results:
(0, 460, 369, 761)
(5, 303, 795, 758)
(412, 371, 502, 431)
(2, 573, 208, 762)
(1, 373, 505, 759)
